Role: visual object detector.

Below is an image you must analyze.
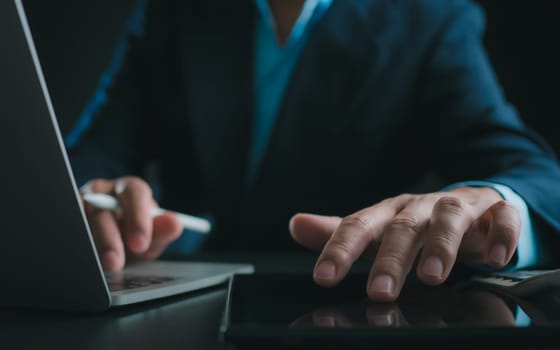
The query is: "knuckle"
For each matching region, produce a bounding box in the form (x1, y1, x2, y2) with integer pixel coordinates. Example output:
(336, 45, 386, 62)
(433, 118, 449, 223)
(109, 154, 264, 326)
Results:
(124, 176, 149, 191)
(119, 177, 153, 199)
(388, 215, 422, 235)
(426, 233, 457, 257)
(427, 192, 444, 203)
(87, 179, 109, 192)
(494, 200, 520, 218)
(392, 193, 415, 205)
(374, 252, 407, 274)
(493, 199, 513, 210)
(341, 214, 372, 232)
(400, 193, 415, 201)
(325, 239, 356, 266)
(436, 196, 475, 223)
(435, 196, 466, 216)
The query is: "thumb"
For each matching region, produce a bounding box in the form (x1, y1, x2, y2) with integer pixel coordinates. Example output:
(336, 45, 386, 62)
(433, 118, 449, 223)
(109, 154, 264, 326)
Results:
(289, 213, 342, 251)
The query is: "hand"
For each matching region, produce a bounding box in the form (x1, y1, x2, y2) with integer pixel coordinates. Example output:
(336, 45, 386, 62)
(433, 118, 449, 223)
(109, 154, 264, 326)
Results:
(80, 176, 183, 272)
(289, 187, 521, 302)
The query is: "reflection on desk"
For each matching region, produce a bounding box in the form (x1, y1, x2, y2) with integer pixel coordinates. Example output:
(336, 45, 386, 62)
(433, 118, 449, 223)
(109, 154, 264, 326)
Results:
(2, 253, 560, 350)
(290, 285, 519, 328)
(0, 285, 230, 350)
(222, 273, 560, 349)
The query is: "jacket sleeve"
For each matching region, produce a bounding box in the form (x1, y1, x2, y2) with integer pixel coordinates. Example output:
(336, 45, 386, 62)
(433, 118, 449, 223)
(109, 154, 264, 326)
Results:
(418, 1, 560, 250)
(66, 0, 154, 187)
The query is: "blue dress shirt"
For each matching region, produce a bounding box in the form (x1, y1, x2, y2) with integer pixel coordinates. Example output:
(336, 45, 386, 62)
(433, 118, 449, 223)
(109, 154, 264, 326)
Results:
(247, 0, 333, 185)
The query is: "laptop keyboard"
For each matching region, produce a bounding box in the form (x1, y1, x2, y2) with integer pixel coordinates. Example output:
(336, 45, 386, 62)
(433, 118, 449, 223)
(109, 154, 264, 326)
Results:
(106, 274, 176, 292)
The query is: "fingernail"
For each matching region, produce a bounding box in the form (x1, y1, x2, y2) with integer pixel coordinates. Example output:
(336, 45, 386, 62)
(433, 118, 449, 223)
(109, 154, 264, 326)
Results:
(288, 215, 298, 233)
(490, 244, 507, 265)
(314, 261, 336, 280)
(422, 256, 444, 278)
(369, 274, 394, 294)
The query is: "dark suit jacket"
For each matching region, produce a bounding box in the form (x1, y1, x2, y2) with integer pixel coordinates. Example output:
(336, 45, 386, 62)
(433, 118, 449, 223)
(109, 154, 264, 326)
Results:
(69, 0, 560, 254)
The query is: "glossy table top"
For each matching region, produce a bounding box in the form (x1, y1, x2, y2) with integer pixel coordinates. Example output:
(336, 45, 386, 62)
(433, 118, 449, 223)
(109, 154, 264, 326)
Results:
(0, 252, 319, 350)
(2, 252, 559, 350)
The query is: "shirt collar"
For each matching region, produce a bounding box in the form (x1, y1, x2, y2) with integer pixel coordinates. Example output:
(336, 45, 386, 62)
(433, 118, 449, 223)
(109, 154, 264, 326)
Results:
(253, 0, 332, 46)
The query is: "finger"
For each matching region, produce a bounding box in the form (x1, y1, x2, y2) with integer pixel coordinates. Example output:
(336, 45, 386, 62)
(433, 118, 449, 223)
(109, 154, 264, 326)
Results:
(114, 177, 155, 254)
(366, 198, 432, 301)
(80, 179, 114, 195)
(312, 308, 353, 328)
(417, 196, 479, 285)
(484, 200, 520, 268)
(131, 213, 183, 260)
(456, 214, 490, 264)
(88, 210, 125, 272)
(313, 195, 411, 288)
(80, 179, 114, 215)
(288, 313, 315, 329)
(366, 304, 409, 327)
(289, 213, 342, 251)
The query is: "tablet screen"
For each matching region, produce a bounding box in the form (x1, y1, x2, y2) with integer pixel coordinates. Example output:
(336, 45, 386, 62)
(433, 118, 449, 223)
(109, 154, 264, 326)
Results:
(221, 273, 560, 349)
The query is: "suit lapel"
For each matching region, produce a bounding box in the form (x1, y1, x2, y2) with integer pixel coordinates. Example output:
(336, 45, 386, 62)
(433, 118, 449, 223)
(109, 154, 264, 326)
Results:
(251, 0, 395, 189)
(180, 0, 394, 196)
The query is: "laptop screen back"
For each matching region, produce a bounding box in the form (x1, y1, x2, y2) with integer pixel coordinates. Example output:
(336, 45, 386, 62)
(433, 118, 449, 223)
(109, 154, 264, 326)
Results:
(0, 0, 110, 312)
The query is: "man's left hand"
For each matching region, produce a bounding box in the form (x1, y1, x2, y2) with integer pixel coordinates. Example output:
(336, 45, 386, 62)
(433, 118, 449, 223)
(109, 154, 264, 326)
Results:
(289, 187, 521, 302)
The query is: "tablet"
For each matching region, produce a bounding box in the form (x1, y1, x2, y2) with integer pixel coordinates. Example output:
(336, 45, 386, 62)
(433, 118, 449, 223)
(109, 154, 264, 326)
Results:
(220, 273, 560, 349)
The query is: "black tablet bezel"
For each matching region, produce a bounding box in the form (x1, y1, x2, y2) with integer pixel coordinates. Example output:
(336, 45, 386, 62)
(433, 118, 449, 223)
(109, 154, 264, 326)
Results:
(220, 273, 560, 349)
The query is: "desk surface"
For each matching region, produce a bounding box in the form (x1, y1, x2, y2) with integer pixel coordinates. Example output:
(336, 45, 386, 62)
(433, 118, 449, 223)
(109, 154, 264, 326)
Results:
(1, 252, 559, 350)
(0, 252, 320, 350)
(1, 285, 230, 350)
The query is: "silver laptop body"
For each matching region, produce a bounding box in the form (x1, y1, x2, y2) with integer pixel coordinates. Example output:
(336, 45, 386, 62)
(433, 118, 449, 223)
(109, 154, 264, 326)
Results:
(0, 0, 253, 312)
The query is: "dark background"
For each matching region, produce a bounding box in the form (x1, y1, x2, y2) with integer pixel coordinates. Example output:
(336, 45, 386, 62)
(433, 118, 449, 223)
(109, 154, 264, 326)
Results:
(22, 0, 560, 154)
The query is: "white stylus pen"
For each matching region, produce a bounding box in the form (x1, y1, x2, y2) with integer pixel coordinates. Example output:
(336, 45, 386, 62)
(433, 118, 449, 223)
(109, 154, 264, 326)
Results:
(81, 192, 211, 234)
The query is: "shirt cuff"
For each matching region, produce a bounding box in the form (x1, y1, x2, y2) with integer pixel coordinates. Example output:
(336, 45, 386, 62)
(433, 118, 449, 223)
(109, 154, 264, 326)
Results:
(442, 181, 542, 270)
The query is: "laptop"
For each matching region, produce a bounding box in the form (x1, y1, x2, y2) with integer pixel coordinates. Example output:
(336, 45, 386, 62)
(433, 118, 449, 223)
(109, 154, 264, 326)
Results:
(0, 0, 253, 312)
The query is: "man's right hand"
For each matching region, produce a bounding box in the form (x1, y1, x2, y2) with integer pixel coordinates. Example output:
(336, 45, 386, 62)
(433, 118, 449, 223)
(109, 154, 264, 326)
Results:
(80, 176, 183, 272)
